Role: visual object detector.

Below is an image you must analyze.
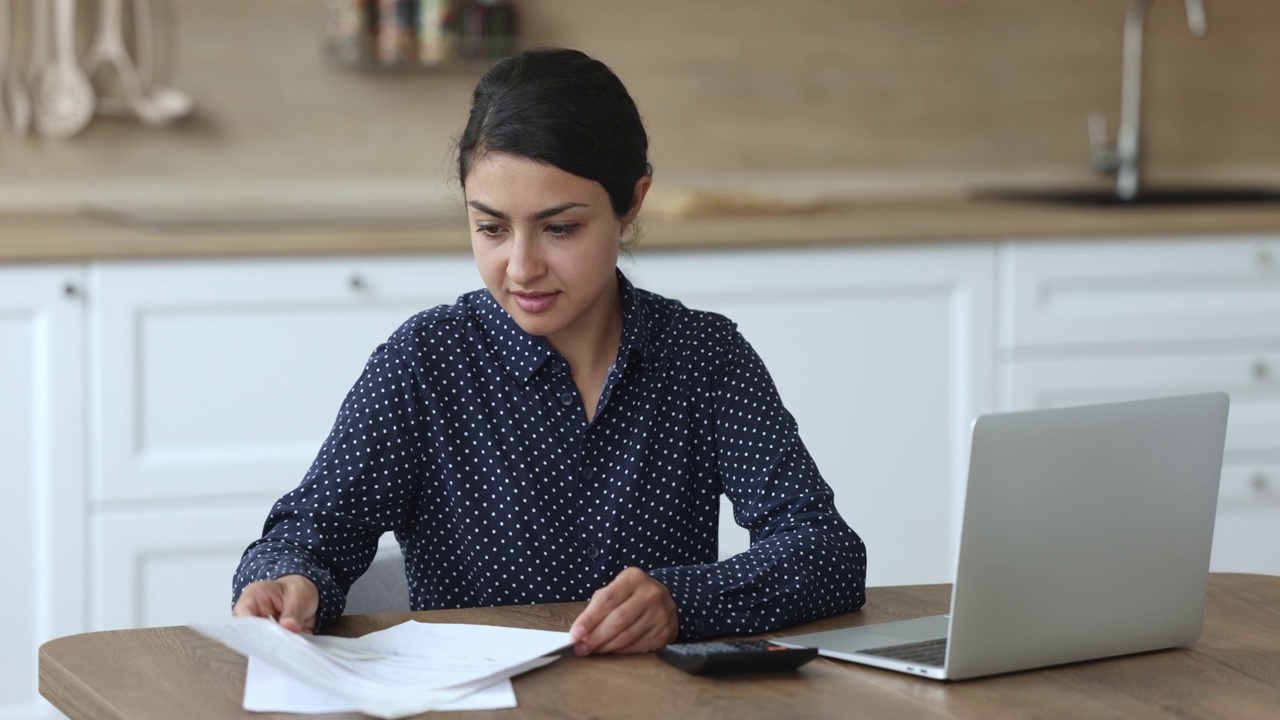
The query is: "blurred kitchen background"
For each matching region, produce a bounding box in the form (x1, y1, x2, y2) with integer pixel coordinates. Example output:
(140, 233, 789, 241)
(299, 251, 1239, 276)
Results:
(3, 0, 1280, 208)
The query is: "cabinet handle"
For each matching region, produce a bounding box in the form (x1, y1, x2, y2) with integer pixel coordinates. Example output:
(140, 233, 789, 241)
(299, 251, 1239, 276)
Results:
(349, 274, 366, 292)
(1259, 247, 1274, 268)
(1252, 473, 1269, 494)
(1254, 361, 1271, 382)
(63, 282, 79, 298)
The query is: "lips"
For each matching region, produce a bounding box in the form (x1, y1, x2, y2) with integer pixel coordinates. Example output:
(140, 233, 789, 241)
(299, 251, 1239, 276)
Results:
(512, 291, 559, 313)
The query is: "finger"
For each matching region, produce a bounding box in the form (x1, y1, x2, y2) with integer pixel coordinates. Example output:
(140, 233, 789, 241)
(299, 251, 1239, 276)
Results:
(600, 624, 669, 655)
(278, 579, 318, 634)
(232, 583, 283, 619)
(230, 595, 256, 618)
(589, 574, 678, 655)
(279, 605, 316, 634)
(579, 570, 664, 654)
(569, 579, 629, 647)
(593, 600, 672, 655)
(584, 592, 646, 653)
(571, 566, 652, 652)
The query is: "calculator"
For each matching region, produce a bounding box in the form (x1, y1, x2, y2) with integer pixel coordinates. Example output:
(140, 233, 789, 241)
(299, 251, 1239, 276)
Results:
(657, 640, 819, 675)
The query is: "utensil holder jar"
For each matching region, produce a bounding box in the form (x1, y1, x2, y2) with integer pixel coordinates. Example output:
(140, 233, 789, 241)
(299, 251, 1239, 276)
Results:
(323, 0, 517, 71)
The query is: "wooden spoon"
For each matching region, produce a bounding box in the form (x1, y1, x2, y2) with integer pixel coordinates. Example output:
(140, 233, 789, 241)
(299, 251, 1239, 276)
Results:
(35, 0, 95, 139)
(0, 0, 32, 136)
(85, 0, 192, 125)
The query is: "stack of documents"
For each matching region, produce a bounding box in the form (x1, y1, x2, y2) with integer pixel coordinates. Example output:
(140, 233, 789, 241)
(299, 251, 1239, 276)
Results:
(190, 617, 572, 718)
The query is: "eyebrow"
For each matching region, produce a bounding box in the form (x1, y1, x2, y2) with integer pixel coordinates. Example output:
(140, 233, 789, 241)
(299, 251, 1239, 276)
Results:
(467, 200, 590, 222)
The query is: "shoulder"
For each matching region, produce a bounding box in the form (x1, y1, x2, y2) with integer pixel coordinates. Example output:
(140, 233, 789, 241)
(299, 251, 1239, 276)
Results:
(633, 286, 740, 360)
(378, 290, 486, 361)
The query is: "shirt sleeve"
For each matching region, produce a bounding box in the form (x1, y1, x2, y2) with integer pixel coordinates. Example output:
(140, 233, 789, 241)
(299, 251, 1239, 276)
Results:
(231, 342, 429, 625)
(647, 327, 867, 640)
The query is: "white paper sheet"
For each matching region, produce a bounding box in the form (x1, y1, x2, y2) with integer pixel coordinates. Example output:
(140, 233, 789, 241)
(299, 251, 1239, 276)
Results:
(244, 657, 548, 713)
(190, 617, 570, 719)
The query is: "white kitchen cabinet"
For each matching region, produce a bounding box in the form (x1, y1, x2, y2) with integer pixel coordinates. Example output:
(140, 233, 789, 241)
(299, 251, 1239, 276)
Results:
(92, 505, 275, 631)
(998, 236, 1280, 576)
(90, 257, 481, 504)
(626, 244, 997, 586)
(999, 235, 1280, 349)
(0, 266, 86, 720)
(87, 256, 481, 630)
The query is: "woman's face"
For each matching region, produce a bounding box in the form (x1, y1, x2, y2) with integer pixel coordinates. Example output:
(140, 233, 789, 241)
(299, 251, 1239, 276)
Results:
(465, 153, 647, 356)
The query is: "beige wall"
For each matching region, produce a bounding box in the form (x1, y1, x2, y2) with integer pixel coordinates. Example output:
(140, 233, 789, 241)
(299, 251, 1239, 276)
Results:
(2, 0, 1278, 208)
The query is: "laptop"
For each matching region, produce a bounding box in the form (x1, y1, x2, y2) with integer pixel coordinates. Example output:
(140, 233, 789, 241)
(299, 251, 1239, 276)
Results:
(777, 392, 1230, 680)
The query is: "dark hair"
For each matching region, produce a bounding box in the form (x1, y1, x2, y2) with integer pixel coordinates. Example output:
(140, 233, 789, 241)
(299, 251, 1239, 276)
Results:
(457, 47, 652, 220)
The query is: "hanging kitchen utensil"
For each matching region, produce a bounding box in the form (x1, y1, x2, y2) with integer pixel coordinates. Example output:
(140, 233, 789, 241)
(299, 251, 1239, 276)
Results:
(0, 0, 30, 136)
(84, 0, 191, 125)
(129, 0, 192, 116)
(132, 0, 153, 88)
(27, 0, 47, 87)
(35, 0, 96, 138)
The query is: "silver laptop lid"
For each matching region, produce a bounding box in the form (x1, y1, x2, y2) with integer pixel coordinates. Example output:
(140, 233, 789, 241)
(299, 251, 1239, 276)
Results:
(943, 392, 1229, 679)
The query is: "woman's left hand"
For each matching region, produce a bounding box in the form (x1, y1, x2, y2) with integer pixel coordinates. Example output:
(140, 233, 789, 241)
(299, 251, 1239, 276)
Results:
(569, 566, 679, 655)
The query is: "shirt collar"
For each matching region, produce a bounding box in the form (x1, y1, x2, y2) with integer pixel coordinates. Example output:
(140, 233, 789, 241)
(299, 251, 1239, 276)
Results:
(614, 270, 651, 376)
(473, 269, 651, 386)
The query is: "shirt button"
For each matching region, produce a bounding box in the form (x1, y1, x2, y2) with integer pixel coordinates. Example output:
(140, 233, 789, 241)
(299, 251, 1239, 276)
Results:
(586, 545, 601, 559)
(582, 466, 595, 480)
(558, 392, 574, 406)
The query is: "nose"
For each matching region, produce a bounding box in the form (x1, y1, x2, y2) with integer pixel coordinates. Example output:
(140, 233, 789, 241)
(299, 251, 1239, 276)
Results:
(507, 231, 546, 285)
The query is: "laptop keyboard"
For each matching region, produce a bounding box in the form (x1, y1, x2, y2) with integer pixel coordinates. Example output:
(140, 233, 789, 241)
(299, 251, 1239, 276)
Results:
(859, 637, 948, 667)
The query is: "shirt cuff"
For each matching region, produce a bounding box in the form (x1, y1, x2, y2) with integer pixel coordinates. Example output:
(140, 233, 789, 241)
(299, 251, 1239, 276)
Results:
(647, 564, 723, 641)
(235, 546, 345, 625)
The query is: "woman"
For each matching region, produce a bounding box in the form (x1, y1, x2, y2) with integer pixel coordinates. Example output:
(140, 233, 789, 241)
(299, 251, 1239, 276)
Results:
(232, 47, 866, 656)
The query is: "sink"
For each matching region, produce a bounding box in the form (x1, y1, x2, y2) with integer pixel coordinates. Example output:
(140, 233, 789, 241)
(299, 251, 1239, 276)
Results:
(973, 186, 1280, 208)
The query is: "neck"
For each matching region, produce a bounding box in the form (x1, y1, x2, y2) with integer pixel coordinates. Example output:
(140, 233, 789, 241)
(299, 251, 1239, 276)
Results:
(549, 282, 624, 422)
(554, 302, 623, 381)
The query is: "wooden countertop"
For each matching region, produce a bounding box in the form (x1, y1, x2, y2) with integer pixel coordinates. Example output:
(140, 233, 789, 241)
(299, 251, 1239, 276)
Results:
(5, 196, 1280, 263)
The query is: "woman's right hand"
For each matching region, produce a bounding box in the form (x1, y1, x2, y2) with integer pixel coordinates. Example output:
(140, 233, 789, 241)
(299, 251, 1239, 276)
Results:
(232, 574, 320, 634)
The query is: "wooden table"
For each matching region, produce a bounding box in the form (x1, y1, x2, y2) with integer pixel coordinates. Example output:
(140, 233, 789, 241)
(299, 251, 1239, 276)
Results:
(39, 574, 1280, 720)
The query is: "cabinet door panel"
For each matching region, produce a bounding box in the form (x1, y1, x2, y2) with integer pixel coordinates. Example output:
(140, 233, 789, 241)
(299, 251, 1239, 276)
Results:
(0, 266, 86, 720)
(627, 245, 995, 586)
(1001, 353, 1280, 575)
(1000, 237, 1280, 349)
(1219, 461, 1280, 575)
(1219, 463, 1280, 506)
(1000, 351, 1280, 455)
(1209, 506, 1280, 576)
(91, 257, 479, 502)
(93, 504, 273, 631)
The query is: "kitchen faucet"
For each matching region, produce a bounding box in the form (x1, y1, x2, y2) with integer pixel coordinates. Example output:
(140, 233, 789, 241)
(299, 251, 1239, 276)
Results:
(1088, 0, 1207, 200)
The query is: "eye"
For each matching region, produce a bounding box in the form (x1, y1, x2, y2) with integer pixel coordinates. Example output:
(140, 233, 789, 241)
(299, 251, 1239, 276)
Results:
(474, 223, 505, 238)
(546, 223, 578, 238)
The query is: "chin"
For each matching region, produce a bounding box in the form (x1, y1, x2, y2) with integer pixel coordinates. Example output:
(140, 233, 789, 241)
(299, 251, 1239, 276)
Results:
(506, 309, 560, 338)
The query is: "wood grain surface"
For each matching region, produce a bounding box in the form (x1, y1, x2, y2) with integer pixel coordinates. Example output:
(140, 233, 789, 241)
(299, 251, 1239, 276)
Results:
(5, 1, 1280, 198)
(38, 575, 1280, 720)
(4, 196, 1280, 263)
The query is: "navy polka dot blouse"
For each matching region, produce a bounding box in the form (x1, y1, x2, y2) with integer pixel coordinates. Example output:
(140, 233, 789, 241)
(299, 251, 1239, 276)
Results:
(233, 272, 866, 640)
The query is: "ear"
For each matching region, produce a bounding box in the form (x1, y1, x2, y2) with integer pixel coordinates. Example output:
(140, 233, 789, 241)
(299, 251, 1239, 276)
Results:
(620, 175, 653, 229)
